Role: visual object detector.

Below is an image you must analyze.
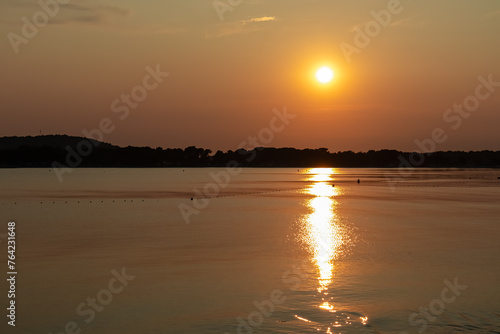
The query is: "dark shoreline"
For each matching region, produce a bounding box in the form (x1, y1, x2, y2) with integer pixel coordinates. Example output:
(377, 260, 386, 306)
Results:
(1, 135, 500, 169)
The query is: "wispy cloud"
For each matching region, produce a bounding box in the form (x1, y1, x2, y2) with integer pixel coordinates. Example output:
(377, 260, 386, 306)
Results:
(66, 3, 130, 16)
(0, 0, 190, 37)
(241, 16, 276, 24)
(49, 3, 131, 25)
(1, 0, 131, 25)
(205, 16, 278, 39)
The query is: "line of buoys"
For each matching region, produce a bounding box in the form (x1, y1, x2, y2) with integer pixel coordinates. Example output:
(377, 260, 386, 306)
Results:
(7, 199, 150, 205)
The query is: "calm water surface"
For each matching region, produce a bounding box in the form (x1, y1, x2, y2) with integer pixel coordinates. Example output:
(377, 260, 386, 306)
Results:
(0, 168, 499, 333)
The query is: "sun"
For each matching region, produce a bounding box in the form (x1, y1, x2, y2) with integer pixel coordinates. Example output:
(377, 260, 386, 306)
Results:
(316, 67, 334, 84)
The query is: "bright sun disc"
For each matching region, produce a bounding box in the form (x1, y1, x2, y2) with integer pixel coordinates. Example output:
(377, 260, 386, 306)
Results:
(316, 67, 334, 83)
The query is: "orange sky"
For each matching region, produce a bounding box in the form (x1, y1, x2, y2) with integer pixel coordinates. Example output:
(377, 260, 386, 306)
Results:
(1, 0, 499, 151)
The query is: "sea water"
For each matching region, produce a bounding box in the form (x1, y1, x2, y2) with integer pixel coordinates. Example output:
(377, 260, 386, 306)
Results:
(0, 168, 499, 333)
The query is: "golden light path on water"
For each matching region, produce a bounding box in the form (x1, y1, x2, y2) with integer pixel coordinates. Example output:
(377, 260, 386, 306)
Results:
(296, 168, 367, 331)
(305, 169, 340, 308)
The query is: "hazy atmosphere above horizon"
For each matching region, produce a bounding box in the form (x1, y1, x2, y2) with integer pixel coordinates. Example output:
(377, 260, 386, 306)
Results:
(1, 0, 499, 152)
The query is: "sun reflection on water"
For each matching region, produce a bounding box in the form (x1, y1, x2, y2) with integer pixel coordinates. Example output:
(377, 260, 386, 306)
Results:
(307, 168, 336, 183)
(296, 168, 368, 331)
(303, 170, 344, 296)
(300, 169, 348, 302)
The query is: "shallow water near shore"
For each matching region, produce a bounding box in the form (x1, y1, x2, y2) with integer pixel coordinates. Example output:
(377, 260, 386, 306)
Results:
(0, 168, 499, 333)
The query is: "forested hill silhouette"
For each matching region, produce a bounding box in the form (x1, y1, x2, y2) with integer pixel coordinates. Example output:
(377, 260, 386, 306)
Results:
(0, 135, 118, 150)
(1, 135, 499, 168)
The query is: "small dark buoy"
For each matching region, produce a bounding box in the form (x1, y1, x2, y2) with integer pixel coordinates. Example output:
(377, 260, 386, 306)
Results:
(498, 177, 500, 180)
(190, 197, 193, 201)
(357, 179, 360, 184)
(331, 183, 335, 187)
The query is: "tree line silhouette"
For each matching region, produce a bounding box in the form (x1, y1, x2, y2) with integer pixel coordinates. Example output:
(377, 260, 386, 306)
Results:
(1, 135, 499, 168)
